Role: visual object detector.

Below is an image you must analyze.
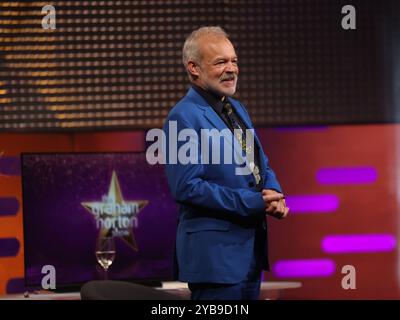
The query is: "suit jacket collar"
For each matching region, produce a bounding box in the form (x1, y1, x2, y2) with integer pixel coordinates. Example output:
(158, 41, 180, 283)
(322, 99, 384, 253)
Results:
(186, 87, 227, 132)
(191, 84, 224, 114)
(185, 87, 266, 179)
(186, 86, 253, 132)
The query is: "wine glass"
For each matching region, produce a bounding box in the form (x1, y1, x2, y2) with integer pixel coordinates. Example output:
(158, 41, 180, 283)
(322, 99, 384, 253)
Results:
(95, 236, 116, 280)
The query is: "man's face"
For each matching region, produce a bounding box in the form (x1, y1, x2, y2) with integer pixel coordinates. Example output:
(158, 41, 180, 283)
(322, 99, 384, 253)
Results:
(194, 36, 239, 97)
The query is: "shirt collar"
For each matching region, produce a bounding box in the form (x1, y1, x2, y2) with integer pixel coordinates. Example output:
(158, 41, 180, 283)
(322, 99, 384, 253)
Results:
(191, 84, 225, 114)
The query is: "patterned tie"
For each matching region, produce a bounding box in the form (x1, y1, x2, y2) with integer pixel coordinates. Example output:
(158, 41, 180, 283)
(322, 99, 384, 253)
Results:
(222, 102, 261, 185)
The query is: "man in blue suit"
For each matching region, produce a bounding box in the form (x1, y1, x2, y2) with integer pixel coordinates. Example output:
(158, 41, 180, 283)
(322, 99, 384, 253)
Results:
(163, 26, 289, 300)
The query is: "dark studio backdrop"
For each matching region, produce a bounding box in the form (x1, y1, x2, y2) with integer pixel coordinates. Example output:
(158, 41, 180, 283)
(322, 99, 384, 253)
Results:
(0, 0, 399, 131)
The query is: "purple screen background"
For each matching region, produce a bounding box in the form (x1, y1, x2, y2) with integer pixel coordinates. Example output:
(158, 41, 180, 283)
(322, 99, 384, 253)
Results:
(22, 152, 178, 288)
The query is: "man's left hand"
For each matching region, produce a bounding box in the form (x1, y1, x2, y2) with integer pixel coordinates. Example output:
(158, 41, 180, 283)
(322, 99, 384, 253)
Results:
(262, 189, 289, 219)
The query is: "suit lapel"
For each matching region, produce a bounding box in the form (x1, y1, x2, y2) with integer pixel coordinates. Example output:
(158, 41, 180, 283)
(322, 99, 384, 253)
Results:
(186, 86, 231, 132)
(186, 87, 256, 174)
(227, 98, 267, 178)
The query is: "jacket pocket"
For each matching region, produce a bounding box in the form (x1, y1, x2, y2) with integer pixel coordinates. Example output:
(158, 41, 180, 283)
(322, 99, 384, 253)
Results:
(183, 217, 230, 233)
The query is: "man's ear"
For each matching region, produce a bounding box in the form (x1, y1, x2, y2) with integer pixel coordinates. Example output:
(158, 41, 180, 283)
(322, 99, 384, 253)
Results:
(187, 61, 200, 78)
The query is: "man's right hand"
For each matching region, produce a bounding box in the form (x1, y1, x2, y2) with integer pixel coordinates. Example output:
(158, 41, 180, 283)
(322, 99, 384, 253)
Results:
(262, 189, 289, 219)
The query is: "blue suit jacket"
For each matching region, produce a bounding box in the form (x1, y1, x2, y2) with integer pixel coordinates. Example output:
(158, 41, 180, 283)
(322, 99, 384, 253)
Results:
(163, 87, 282, 284)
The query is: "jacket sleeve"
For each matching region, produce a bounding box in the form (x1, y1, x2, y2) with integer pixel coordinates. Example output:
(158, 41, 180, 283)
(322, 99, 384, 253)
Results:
(163, 113, 265, 217)
(263, 162, 283, 194)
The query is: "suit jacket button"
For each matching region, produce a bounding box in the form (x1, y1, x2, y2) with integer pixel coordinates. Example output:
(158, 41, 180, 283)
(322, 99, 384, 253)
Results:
(248, 181, 255, 188)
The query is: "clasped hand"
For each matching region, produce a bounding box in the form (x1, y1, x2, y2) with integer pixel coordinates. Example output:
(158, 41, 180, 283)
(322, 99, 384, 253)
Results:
(262, 189, 289, 219)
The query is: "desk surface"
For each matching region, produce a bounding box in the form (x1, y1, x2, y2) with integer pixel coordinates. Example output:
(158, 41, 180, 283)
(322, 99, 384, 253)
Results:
(0, 281, 301, 300)
(161, 281, 302, 290)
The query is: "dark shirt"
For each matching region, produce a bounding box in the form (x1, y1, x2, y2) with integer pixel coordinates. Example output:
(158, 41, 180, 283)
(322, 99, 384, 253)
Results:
(192, 84, 263, 190)
(191, 84, 245, 131)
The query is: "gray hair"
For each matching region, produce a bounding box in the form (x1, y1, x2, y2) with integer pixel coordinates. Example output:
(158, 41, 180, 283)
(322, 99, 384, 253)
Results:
(182, 26, 229, 69)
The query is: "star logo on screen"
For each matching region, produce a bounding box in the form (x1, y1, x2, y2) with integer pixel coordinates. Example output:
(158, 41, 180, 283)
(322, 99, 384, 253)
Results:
(81, 170, 148, 251)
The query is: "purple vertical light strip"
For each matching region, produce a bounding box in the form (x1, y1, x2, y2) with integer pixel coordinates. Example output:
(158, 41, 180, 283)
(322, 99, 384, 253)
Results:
(317, 167, 378, 185)
(0, 156, 21, 176)
(273, 259, 336, 278)
(0, 197, 19, 216)
(0, 238, 20, 257)
(322, 234, 397, 253)
(285, 195, 339, 213)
